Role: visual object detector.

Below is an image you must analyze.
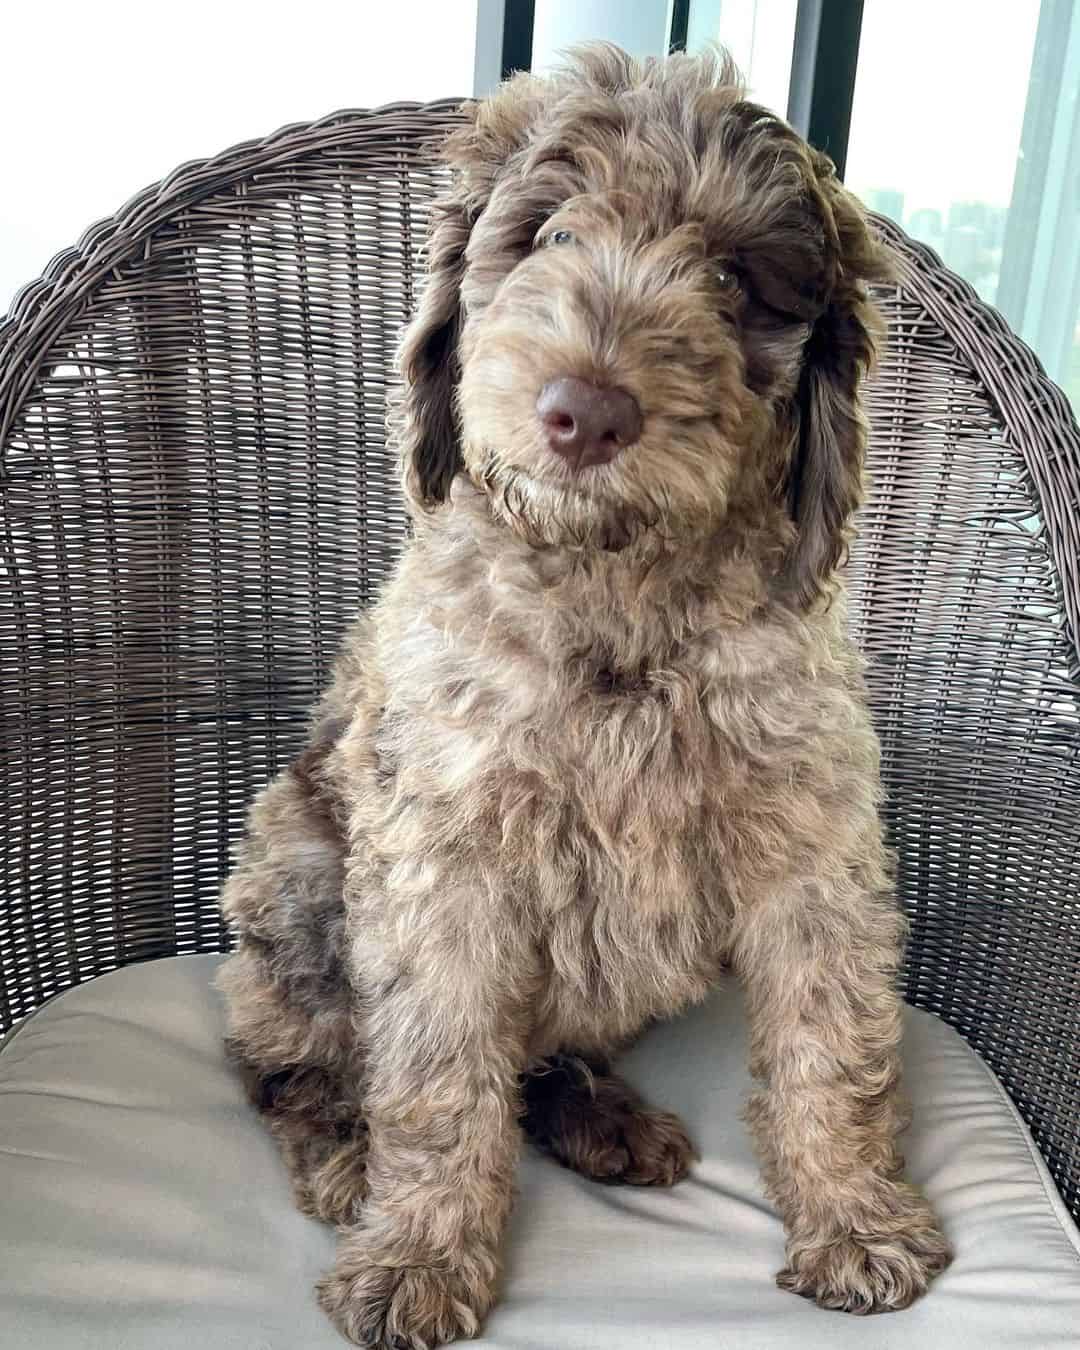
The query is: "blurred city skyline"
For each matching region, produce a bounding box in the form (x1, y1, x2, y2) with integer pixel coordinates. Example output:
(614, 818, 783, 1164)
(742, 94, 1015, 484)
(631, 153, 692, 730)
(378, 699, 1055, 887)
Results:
(858, 189, 1009, 307)
(843, 0, 1079, 412)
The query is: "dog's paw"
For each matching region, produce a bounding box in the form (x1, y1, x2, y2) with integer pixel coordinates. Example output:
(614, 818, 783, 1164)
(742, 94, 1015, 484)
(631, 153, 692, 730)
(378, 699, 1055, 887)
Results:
(317, 1244, 494, 1348)
(778, 1189, 951, 1314)
(524, 1062, 696, 1187)
(609, 1106, 697, 1186)
(535, 1099, 695, 1186)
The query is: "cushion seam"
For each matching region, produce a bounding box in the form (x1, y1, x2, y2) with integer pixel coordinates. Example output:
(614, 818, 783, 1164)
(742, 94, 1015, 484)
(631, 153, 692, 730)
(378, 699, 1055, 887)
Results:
(965, 1030, 1080, 1270)
(0, 993, 60, 1060)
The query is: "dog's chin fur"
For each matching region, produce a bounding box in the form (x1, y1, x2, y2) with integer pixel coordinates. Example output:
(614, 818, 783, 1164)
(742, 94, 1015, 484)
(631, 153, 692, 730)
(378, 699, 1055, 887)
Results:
(469, 455, 676, 553)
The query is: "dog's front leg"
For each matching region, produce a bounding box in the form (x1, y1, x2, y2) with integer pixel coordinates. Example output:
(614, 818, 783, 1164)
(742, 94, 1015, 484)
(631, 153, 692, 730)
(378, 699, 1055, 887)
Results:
(733, 865, 951, 1313)
(317, 879, 534, 1349)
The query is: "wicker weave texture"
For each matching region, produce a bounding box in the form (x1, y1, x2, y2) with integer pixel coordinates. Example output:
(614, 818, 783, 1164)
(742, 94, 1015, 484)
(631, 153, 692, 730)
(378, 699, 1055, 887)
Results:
(849, 218, 1080, 1220)
(1, 104, 1078, 1220)
(1, 103, 459, 1007)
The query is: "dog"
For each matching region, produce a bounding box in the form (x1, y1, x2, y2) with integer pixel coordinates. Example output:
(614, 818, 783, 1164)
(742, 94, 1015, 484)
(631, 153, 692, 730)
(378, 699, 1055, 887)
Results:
(218, 45, 951, 1348)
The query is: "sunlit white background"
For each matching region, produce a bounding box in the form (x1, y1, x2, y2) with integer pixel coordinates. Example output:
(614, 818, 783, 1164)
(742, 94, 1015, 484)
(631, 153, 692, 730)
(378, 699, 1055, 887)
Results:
(0, 1, 484, 315)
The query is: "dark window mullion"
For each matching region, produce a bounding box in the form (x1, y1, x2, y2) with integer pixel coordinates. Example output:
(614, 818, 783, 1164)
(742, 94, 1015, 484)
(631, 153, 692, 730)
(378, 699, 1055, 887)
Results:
(669, 0, 691, 53)
(787, 0, 865, 179)
(501, 0, 535, 79)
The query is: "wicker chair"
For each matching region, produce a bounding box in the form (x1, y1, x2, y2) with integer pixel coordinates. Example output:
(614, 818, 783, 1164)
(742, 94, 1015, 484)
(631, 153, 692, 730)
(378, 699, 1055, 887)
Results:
(1, 101, 1079, 1346)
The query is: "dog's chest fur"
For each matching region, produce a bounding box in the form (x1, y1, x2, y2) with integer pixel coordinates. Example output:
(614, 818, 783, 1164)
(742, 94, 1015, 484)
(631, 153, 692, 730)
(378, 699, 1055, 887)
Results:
(333, 493, 873, 1051)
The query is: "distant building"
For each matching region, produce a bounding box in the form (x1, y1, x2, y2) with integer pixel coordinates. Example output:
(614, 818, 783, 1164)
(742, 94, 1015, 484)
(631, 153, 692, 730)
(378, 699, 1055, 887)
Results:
(862, 187, 905, 223)
(949, 201, 990, 232)
(908, 208, 944, 246)
(984, 207, 1008, 252)
(944, 224, 981, 279)
(940, 202, 1008, 300)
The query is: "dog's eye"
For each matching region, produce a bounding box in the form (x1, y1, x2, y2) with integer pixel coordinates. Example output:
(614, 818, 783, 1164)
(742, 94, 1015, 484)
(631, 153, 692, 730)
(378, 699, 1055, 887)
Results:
(545, 229, 576, 247)
(712, 263, 741, 294)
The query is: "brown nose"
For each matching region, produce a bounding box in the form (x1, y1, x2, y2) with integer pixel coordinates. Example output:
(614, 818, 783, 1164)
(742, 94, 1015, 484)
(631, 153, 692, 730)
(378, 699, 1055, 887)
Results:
(536, 377, 642, 470)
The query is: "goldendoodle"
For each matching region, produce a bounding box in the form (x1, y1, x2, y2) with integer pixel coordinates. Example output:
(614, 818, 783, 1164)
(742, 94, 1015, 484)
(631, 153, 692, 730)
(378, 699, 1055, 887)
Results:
(218, 44, 951, 1348)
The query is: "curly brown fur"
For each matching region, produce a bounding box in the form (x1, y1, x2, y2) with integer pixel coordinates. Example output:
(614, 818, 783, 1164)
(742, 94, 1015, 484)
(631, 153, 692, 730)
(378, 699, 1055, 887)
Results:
(227, 1042, 370, 1224)
(219, 44, 949, 1347)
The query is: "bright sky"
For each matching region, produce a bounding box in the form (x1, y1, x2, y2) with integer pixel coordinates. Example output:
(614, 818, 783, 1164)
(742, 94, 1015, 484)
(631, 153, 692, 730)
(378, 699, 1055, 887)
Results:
(845, 0, 1041, 213)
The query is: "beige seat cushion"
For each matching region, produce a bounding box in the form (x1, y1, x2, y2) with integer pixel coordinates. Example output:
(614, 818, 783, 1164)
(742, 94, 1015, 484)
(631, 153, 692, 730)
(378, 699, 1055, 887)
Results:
(1, 954, 1078, 1347)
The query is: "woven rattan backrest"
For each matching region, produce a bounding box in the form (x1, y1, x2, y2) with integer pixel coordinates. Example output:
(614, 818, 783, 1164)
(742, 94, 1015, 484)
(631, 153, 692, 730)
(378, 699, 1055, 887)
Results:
(0, 103, 461, 1017)
(1, 104, 1078, 1218)
(850, 217, 1080, 1217)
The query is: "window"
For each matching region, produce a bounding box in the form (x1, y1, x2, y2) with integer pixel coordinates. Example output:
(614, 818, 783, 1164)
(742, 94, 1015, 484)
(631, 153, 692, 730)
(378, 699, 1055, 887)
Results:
(529, 0, 798, 115)
(6, 0, 1080, 419)
(846, 0, 1080, 413)
(531, 0, 671, 70)
(685, 0, 797, 114)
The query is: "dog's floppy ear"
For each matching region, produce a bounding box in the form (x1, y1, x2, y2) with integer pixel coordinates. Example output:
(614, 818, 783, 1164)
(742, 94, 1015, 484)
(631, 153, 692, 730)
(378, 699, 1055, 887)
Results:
(399, 183, 472, 509)
(783, 155, 893, 608)
(400, 84, 546, 510)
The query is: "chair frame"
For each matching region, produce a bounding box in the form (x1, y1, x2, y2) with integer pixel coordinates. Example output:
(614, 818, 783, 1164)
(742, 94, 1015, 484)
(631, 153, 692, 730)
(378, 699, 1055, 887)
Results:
(2, 100, 1078, 1223)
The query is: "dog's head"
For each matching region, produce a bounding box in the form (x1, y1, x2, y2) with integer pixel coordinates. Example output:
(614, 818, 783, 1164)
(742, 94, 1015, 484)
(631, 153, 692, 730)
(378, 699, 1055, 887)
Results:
(398, 45, 892, 607)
